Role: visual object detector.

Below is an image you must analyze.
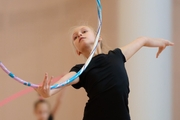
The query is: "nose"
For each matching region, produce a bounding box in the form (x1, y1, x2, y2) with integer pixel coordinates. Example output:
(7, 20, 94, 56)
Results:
(77, 33, 82, 38)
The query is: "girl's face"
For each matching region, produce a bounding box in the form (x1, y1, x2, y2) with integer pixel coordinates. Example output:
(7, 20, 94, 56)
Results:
(34, 103, 50, 120)
(72, 26, 96, 55)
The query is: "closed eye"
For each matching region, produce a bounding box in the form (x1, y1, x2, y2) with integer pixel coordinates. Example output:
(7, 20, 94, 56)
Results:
(82, 30, 87, 34)
(73, 36, 77, 40)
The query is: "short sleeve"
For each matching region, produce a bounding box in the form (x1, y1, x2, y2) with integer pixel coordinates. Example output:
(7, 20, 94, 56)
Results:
(48, 114, 53, 120)
(110, 48, 126, 63)
(69, 64, 84, 89)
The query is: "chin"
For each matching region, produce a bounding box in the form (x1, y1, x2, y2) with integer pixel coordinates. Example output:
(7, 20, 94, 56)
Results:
(81, 44, 92, 51)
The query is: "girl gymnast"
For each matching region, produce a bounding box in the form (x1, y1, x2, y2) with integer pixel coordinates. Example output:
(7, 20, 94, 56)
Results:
(35, 25, 174, 120)
(34, 89, 65, 120)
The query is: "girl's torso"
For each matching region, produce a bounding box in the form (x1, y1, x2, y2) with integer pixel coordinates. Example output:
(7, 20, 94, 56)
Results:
(70, 48, 130, 120)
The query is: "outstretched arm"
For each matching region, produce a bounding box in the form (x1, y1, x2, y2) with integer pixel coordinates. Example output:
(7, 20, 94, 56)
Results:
(34, 72, 79, 98)
(51, 88, 66, 117)
(120, 37, 174, 61)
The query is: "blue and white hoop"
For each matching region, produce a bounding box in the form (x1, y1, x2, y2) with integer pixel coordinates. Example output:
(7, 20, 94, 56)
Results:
(0, 0, 102, 89)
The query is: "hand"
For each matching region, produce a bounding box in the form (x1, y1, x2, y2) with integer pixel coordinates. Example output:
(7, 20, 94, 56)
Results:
(34, 73, 53, 98)
(143, 37, 174, 58)
(155, 39, 174, 58)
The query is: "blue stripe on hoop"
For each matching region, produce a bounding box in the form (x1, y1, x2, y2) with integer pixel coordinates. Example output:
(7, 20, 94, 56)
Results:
(97, 0, 102, 9)
(24, 82, 31, 86)
(51, 84, 59, 89)
(0, 0, 102, 89)
(50, 0, 102, 89)
(9, 73, 15, 78)
(27, 82, 31, 86)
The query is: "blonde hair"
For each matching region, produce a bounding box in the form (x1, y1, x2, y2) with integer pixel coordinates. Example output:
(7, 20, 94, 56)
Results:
(34, 99, 51, 111)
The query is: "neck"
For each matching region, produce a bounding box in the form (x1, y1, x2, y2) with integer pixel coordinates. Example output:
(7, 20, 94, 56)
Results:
(82, 44, 102, 58)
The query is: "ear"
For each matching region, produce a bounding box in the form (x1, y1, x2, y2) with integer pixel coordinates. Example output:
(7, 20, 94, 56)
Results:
(76, 50, 81, 56)
(98, 37, 102, 42)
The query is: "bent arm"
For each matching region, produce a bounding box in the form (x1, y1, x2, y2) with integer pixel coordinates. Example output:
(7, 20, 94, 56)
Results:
(50, 72, 79, 96)
(120, 37, 174, 61)
(34, 72, 79, 98)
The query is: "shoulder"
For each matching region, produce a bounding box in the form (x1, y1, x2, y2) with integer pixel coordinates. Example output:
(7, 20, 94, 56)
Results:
(48, 114, 53, 120)
(108, 48, 126, 62)
(69, 64, 84, 73)
(108, 48, 122, 54)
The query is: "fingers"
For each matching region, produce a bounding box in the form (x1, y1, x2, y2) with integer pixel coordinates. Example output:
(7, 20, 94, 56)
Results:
(163, 39, 174, 46)
(167, 41, 174, 46)
(156, 39, 174, 58)
(34, 73, 54, 98)
(47, 76, 53, 90)
(42, 73, 48, 87)
(48, 76, 53, 86)
(42, 73, 51, 91)
(156, 46, 165, 58)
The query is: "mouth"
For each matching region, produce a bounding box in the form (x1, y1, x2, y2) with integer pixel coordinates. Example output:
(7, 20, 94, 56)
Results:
(79, 37, 86, 42)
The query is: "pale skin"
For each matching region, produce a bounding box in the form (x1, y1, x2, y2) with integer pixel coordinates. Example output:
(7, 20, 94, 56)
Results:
(34, 90, 65, 120)
(34, 26, 174, 98)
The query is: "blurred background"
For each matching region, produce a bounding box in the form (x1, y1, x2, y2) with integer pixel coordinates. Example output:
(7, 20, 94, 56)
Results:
(0, 0, 179, 120)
